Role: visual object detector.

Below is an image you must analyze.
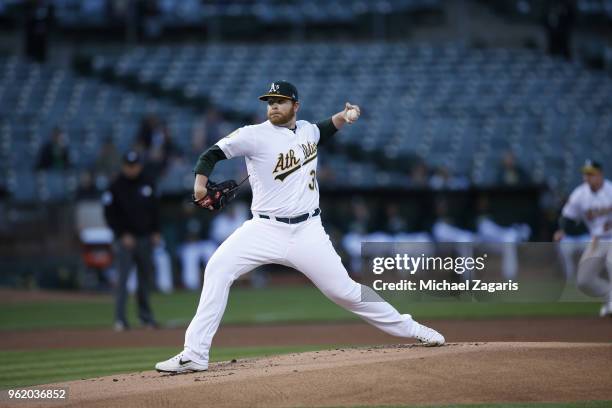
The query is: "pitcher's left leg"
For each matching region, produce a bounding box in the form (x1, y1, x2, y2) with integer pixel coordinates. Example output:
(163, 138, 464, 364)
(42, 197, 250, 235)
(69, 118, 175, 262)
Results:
(288, 218, 444, 345)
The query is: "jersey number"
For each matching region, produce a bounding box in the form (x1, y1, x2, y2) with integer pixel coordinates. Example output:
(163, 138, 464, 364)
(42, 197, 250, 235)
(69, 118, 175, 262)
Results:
(308, 170, 317, 191)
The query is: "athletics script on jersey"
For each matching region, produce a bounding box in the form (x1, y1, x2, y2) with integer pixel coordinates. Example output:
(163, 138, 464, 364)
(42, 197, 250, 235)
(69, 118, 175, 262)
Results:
(273, 142, 317, 181)
(585, 206, 612, 220)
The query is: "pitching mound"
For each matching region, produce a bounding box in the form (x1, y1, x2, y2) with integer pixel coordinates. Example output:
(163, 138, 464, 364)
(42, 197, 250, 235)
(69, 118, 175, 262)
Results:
(31, 342, 612, 408)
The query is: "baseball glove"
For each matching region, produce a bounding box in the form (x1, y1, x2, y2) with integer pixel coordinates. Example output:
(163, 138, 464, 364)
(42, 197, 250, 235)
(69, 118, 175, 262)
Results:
(193, 179, 239, 211)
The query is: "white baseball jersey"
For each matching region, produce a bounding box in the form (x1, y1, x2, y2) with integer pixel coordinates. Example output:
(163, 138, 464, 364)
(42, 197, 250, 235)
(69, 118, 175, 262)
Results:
(216, 119, 320, 217)
(562, 179, 612, 238)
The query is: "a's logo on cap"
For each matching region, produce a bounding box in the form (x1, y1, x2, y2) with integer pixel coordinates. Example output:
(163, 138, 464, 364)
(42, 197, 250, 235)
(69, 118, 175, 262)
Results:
(269, 82, 280, 93)
(127, 152, 138, 162)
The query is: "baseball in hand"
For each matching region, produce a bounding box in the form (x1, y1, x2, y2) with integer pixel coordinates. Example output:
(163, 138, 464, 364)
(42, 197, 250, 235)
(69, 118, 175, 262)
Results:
(344, 103, 360, 124)
(346, 109, 359, 122)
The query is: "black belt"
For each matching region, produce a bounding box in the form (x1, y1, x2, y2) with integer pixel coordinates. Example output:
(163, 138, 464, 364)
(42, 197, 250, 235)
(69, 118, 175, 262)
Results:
(259, 208, 320, 224)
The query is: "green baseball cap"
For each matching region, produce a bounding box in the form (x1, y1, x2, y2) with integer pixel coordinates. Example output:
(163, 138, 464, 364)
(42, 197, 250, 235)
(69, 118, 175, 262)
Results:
(259, 81, 298, 102)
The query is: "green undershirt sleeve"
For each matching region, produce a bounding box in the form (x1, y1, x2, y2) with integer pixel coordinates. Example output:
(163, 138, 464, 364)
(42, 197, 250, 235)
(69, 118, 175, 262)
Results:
(558, 215, 581, 233)
(194, 145, 227, 177)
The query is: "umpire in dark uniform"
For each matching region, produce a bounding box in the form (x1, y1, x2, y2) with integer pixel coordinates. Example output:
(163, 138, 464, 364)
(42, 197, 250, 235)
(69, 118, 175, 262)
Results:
(103, 151, 160, 331)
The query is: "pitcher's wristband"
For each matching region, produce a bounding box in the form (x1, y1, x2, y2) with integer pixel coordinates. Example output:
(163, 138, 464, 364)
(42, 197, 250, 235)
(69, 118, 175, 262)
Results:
(316, 118, 338, 146)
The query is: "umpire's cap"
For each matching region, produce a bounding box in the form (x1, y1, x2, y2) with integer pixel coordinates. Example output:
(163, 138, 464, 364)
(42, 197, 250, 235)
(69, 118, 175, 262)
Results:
(123, 150, 141, 165)
(582, 159, 603, 175)
(259, 81, 298, 102)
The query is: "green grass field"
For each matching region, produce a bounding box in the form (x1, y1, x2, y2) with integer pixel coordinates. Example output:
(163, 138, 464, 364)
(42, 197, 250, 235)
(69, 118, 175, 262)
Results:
(0, 286, 601, 331)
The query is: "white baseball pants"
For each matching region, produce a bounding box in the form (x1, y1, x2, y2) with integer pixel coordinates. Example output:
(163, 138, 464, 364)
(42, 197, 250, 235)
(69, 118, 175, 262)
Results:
(577, 240, 612, 299)
(183, 215, 418, 364)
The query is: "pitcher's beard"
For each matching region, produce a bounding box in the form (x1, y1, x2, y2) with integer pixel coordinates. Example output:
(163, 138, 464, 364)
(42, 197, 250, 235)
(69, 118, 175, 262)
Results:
(268, 110, 295, 126)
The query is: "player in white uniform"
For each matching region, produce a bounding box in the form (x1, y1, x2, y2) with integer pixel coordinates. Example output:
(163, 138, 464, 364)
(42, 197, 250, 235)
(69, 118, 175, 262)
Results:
(156, 81, 445, 373)
(553, 160, 612, 317)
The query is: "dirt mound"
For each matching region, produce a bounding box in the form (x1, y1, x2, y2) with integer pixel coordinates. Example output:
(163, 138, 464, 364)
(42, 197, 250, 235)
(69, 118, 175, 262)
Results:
(19, 342, 612, 408)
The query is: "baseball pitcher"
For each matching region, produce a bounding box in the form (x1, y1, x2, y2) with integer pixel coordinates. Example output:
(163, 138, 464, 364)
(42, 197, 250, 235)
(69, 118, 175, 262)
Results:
(155, 81, 444, 373)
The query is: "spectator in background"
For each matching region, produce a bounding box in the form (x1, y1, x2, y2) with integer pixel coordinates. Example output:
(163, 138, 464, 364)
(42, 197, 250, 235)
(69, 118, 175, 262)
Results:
(429, 166, 470, 190)
(94, 136, 121, 190)
(136, 114, 160, 150)
(409, 162, 429, 188)
(348, 199, 370, 235)
(135, 0, 163, 40)
(147, 121, 177, 179)
(135, 115, 178, 180)
(36, 127, 71, 170)
(544, 0, 575, 60)
(496, 151, 530, 186)
(24, 0, 53, 63)
(385, 203, 407, 234)
(103, 151, 160, 331)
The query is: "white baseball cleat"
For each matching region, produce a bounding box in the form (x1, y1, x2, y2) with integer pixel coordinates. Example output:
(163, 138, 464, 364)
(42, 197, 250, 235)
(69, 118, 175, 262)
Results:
(413, 322, 445, 346)
(599, 302, 612, 318)
(155, 352, 208, 373)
